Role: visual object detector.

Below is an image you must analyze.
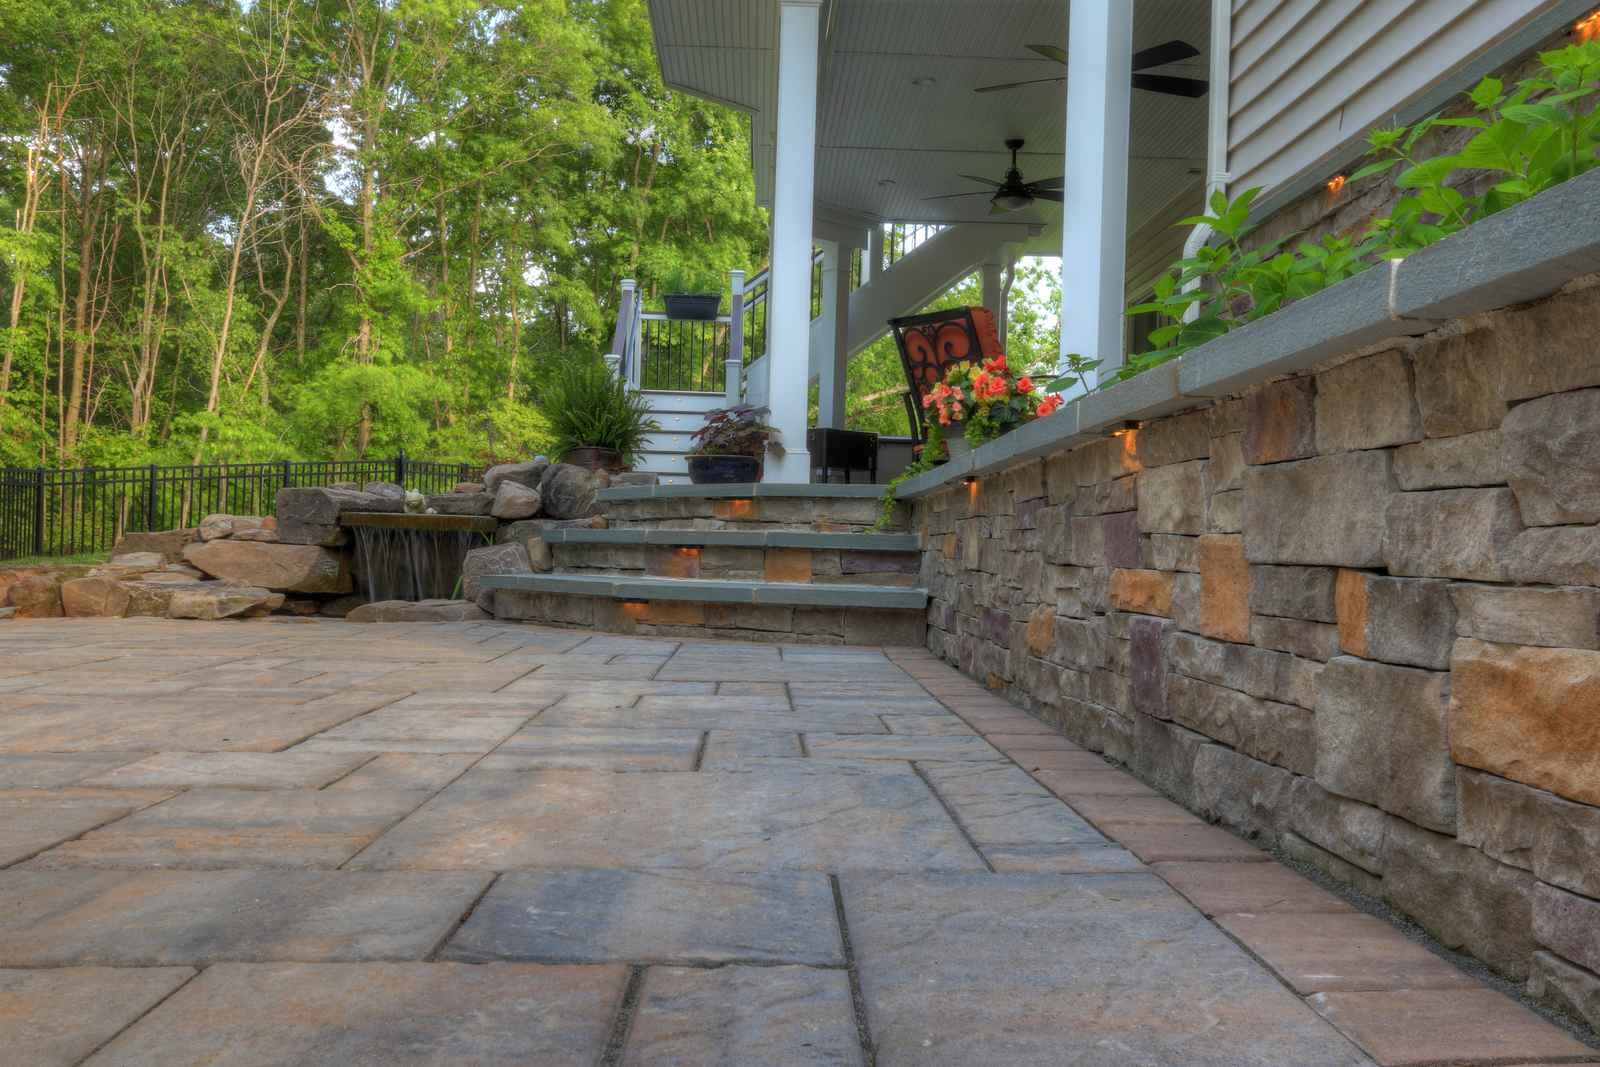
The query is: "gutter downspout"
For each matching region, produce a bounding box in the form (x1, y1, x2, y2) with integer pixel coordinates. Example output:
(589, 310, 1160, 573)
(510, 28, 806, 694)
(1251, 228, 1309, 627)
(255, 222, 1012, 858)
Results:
(1182, 0, 1233, 319)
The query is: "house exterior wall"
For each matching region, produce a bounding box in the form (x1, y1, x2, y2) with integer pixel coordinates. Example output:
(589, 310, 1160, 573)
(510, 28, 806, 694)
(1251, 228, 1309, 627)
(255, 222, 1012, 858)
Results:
(910, 274, 1600, 1028)
(1228, 0, 1570, 201)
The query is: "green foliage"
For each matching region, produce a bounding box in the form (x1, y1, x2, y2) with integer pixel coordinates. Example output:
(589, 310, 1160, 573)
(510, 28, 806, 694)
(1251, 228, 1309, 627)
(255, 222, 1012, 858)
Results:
(875, 420, 944, 531)
(689, 404, 778, 457)
(1086, 40, 1600, 392)
(541, 360, 659, 464)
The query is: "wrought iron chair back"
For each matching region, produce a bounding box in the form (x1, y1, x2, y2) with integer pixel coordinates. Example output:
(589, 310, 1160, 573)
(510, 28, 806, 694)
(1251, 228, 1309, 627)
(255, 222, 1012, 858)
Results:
(889, 306, 1005, 442)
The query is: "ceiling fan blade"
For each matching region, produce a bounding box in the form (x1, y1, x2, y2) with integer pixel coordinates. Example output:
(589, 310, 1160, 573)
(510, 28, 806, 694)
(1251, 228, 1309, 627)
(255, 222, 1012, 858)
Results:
(975, 76, 1066, 94)
(923, 191, 995, 201)
(956, 174, 1003, 188)
(1131, 73, 1209, 98)
(1029, 189, 1064, 203)
(1026, 43, 1068, 65)
(1132, 40, 1201, 72)
(1030, 176, 1064, 191)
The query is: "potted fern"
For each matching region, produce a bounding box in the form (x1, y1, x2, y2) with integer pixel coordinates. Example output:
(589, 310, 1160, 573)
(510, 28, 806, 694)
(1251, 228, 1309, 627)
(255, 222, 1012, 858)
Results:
(543, 359, 660, 471)
(687, 405, 780, 484)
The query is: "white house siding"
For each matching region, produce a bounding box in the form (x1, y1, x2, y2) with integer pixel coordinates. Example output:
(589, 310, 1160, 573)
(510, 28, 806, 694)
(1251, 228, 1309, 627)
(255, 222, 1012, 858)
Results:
(1228, 0, 1572, 201)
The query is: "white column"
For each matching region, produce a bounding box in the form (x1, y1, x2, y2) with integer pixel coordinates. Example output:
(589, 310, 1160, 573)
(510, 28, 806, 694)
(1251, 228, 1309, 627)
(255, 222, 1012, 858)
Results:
(726, 269, 746, 405)
(764, 0, 823, 483)
(864, 225, 885, 285)
(816, 242, 850, 428)
(1059, 0, 1133, 381)
(980, 258, 1004, 317)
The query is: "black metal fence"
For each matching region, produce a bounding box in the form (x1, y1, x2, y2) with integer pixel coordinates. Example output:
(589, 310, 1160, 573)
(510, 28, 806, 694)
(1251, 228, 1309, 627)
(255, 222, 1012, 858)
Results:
(0, 452, 484, 562)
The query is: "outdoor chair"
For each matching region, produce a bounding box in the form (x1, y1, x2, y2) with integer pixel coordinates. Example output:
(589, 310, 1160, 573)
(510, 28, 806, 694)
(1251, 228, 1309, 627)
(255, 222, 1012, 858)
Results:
(888, 306, 1005, 446)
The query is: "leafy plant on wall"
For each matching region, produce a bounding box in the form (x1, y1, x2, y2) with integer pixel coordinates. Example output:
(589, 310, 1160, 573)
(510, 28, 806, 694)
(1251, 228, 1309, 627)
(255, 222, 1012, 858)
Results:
(1074, 40, 1600, 391)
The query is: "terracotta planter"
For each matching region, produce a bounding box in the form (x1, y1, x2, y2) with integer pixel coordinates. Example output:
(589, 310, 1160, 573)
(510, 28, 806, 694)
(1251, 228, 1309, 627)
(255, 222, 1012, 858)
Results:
(687, 454, 761, 484)
(565, 446, 625, 472)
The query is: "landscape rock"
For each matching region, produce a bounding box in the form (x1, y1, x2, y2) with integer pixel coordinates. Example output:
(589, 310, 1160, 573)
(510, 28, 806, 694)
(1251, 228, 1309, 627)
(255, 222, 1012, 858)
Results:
(8, 575, 63, 618)
(89, 552, 167, 579)
(495, 516, 605, 546)
(1382, 816, 1537, 979)
(453, 482, 485, 494)
(1502, 387, 1600, 525)
(363, 481, 406, 501)
(1451, 638, 1600, 806)
(483, 459, 549, 495)
(183, 540, 352, 595)
(110, 528, 198, 562)
(1383, 488, 1521, 581)
(275, 487, 397, 545)
(60, 577, 131, 618)
(462, 542, 532, 611)
(230, 528, 280, 543)
(1248, 564, 1336, 622)
(345, 599, 491, 623)
(490, 481, 541, 521)
(1243, 452, 1392, 566)
(199, 514, 271, 542)
(425, 492, 493, 516)
(539, 463, 600, 520)
(319, 595, 368, 618)
(1393, 430, 1505, 490)
(1316, 656, 1455, 832)
(120, 580, 196, 617)
(167, 583, 284, 620)
(1450, 583, 1600, 649)
(1457, 768, 1600, 899)
(1315, 349, 1422, 453)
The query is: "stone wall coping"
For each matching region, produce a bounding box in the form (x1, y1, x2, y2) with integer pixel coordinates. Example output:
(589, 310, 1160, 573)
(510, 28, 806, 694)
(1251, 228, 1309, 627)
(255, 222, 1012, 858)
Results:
(599, 483, 883, 501)
(479, 573, 928, 609)
(894, 166, 1600, 501)
(544, 528, 920, 551)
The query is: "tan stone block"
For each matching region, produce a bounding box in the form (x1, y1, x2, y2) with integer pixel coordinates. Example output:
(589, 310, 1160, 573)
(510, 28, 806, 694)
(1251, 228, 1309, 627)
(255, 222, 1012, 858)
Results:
(1107, 569, 1173, 617)
(710, 498, 759, 522)
(1451, 638, 1600, 806)
(1024, 607, 1054, 657)
(645, 601, 706, 627)
(1198, 534, 1250, 643)
(1335, 569, 1370, 657)
(7, 574, 63, 618)
(60, 576, 131, 618)
(644, 545, 699, 579)
(763, 548, 812, 583)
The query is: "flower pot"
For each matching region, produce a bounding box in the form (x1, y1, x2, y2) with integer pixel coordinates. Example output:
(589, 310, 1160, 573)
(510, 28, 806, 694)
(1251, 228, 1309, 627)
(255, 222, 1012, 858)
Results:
(687, 454, 761, 485)
(565, 446, 624, 472)
(664, 293, 722, 321)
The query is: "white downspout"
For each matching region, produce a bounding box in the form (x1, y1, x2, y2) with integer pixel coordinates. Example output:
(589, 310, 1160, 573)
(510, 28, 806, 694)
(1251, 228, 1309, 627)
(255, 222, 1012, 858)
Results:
(1182, 0, 1233, 318)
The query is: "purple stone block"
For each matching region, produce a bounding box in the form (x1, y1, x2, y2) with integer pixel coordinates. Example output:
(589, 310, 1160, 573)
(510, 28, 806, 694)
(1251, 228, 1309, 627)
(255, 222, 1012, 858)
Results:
(1103, 512, 1142, 570)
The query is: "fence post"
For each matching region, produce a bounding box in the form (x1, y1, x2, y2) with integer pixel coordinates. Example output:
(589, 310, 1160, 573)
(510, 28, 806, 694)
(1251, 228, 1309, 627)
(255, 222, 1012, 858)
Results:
(31, 467, 45, 557)
(146, 464, 158, 532)
(395, 449, 407, 487)
(279, 460, 292, 513)
(459, 463, 470, 485)
(726, 269, 746, 405)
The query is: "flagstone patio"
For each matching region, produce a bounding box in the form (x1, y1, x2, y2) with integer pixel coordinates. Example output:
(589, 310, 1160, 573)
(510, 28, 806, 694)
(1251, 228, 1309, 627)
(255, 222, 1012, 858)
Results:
(0, 617, 1593, 1066)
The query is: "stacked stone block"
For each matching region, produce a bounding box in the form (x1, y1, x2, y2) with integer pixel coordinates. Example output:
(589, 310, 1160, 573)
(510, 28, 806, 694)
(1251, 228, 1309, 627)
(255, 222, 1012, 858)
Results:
(913, 280, 1600, 1030)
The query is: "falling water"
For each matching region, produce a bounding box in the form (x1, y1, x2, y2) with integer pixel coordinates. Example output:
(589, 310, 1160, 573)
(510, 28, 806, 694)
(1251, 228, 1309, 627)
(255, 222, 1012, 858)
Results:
(351, 525, 487, 602)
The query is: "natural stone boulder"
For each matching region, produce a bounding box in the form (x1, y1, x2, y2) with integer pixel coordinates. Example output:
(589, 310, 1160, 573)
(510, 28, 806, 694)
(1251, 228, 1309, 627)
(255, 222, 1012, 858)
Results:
(60, 577, 131, 618)
(231, 528, 280, 544)
(453, 482, 485, 494)
(484, 459, 549, 495)
(121, 579, 198, 617)
(198, 514, 271, 542)
(1243, 452, 1392, 566)
(183, 540, 352, 594)
(461, 542, 532, 611)
(539, 463, 599, 520)
(110, 528, 198, 562)
(167, 583, 284, 620)
(8, 575, 63, 618)
(345, 598, 490, 623)
(1451, 638, 1600, 806)
(425, 492, 493, 516)
(319, 594, 367, 618)
(89, 552, 167, 579)
(490, 481, 541, 521)
(1502, 387, 1600, 525)
(1316, 656, 1455, 832)
(1382, 487, 1521, 581)
(495, 515, 605, 545)
(275, 487, 398, 545)
(363, 481, 405, 501)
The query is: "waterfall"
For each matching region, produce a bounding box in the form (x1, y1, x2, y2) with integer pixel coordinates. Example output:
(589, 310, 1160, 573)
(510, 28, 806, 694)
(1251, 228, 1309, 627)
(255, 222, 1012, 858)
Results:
(351, 525, 487, 602)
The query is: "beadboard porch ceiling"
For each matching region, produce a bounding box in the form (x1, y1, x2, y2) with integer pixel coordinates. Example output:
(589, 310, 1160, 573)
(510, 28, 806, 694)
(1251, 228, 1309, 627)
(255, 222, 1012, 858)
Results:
(647, 0, 1211, 248)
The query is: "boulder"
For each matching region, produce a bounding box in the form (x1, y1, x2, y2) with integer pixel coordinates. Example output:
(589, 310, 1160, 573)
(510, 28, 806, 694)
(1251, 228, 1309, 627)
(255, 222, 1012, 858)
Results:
(539, 463, 599, 519)
(329, 481, 361, 491)
(484, 459, 550, 495)
(363, 481, 406, 501)
(344, 598, 490, 623)
(1502, 387, 1600, 525)
(0, 607, 13, 621)
(425, 492, 493, 516)
(274, 487, 399, 545)
(453, 482, 485, 494)
(198, 514, 271, 542)
(182, 540, 352, 594)
(110, 528, 198, 562)
(60, 577, 131, 618)
(461, 542, 532, 611)
(8, 575, 63, 618)
(167, 583, 284, 620)
(121, 579, 198, 617)
(230, 528, 280, 544)
(319, 594, 367, 618)
(490, 481, 541, 521)
(496, 515, 605, 546)
(89, 552, 167, 579)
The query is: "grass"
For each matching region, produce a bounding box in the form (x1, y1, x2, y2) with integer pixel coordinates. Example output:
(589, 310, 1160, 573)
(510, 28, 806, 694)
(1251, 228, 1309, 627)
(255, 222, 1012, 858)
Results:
(1, 552, 107, 570)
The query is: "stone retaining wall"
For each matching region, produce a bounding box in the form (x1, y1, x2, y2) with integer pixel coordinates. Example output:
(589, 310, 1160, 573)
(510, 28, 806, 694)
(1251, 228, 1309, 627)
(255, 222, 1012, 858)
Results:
(911, 278, 1600, 1030)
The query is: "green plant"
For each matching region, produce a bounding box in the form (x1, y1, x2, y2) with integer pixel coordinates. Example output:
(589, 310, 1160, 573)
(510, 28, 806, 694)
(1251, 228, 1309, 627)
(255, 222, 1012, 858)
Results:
(541, 360, 660, 466)
(689, 405, 780, 457)
(1047, 352, 1103, 396)
(875, 420, 945, 530)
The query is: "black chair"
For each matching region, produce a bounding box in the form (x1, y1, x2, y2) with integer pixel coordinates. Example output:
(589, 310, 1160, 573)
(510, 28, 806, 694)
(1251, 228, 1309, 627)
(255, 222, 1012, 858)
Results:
(808, 427, 879, 484)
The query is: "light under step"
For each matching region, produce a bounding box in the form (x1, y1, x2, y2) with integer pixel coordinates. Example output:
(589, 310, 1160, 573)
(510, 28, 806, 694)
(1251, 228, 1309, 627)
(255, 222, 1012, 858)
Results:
(479, 574, 927, 610)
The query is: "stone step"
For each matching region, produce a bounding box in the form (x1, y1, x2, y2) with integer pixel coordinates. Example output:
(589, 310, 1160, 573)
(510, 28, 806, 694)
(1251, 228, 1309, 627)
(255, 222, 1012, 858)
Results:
(598, 482, 900, 532)
(481, 574, 927, 609)
(543, 528, 921, 552)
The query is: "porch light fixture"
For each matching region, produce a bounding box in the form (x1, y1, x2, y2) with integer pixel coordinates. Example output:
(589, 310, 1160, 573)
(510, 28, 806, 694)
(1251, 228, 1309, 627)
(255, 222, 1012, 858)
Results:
(1107, 420, 1139, 437)
(993, 192, 1033, 212)
(1577, 9, 1600, 42)
(1326, 174, 1347, 196)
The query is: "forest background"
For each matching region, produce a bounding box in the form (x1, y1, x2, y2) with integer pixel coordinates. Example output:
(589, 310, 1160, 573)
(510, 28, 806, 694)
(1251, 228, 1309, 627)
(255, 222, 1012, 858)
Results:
(0, 0, 1061, 470)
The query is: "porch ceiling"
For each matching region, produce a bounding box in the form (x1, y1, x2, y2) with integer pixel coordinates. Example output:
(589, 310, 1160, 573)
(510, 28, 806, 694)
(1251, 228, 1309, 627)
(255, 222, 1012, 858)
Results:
(649, 0, 1211, 246)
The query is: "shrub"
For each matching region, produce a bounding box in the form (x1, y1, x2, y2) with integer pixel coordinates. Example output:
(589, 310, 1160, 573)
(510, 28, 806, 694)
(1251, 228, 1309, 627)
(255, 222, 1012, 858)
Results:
(541, 360, 659, 465)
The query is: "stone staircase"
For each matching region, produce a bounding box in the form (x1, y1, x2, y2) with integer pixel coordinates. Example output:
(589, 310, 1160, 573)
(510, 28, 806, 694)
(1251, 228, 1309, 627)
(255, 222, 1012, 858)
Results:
(483, 483, 928, 645)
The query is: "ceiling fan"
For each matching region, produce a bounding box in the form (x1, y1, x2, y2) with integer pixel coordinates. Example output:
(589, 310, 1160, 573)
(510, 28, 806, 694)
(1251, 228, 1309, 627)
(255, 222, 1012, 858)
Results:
(923, 139, 1062, 214)
(976, 39, 1208, 98)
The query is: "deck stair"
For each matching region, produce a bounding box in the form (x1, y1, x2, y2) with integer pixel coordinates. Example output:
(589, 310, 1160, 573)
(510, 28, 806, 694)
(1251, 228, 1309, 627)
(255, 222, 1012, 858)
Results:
(483, 483, 928, 645)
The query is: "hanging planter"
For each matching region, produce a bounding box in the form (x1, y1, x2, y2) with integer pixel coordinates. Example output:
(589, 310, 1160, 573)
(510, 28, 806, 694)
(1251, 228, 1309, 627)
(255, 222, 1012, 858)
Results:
(664, 293, 721, 320)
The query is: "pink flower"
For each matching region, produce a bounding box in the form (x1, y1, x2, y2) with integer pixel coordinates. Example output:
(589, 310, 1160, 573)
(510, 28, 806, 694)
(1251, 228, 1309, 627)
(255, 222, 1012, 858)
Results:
(1016, 376, 1034, 394)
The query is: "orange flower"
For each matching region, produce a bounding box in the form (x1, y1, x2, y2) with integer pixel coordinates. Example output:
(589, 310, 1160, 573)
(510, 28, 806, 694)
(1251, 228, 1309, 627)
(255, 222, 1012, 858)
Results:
(1016, 376, 1034, 394)
(1037, 394, 1063, 417)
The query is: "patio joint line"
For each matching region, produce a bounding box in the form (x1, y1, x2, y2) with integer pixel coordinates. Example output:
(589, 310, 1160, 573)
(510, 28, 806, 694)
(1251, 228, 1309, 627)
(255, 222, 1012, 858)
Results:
(830, 874, 878, 1067)
(598, 965, 647, 1067)
(68, 963, 205, 1065)
(423, 873, 501, 963)
(691, 731, 709, 772)
(316, 751, 385, 791)
(910, 761, 996, 873)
